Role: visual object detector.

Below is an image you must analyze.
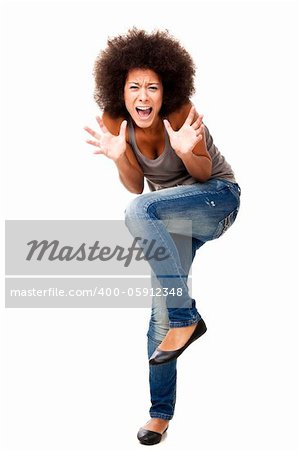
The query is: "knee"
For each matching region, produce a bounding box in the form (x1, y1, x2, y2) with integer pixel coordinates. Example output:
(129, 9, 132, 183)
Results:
(124, 196, 142, 220)
(124, 194, 155, 231)
(124, 197, 142, 233)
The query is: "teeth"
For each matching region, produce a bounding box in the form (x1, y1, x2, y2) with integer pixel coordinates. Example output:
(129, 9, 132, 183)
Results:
(136, 106, 151, 110)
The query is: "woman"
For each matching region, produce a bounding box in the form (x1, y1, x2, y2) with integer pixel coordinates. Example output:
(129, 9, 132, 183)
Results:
(85, 28, 241, 445)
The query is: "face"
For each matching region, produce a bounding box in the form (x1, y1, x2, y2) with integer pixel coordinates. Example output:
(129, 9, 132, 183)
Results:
(124, 68, 163, 128)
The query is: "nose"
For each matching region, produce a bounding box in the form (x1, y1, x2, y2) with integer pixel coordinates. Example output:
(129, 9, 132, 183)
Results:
(138, 88, 149, 102)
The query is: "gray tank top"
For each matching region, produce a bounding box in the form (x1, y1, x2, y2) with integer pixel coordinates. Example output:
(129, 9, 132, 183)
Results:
(128, 117, 237, 191)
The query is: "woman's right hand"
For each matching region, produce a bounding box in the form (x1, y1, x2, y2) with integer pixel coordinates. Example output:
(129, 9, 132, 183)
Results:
(84, 116, 127, 162)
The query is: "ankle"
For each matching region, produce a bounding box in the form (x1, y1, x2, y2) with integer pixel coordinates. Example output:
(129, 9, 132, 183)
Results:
(150, 418, 169, 424)
(143, 417, 169, 432)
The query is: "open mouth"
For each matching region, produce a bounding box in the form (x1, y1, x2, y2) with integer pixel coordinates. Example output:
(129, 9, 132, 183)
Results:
(136, 106, 153, 119)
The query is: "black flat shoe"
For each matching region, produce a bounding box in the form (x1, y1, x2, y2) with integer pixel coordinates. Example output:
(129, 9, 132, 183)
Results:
(137, 425, 168, 445)
(149, 318, 207, 365)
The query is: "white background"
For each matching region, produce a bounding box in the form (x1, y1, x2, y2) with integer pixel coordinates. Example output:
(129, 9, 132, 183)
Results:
(1, 0, 298, 449)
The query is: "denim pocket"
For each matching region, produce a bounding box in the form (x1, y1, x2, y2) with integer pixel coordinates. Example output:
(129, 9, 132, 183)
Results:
(212, 206, 239, 239)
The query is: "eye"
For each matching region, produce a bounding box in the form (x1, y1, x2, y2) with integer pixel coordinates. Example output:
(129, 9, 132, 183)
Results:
(149, 86, 158, 91)
(129, 86, 138, 90)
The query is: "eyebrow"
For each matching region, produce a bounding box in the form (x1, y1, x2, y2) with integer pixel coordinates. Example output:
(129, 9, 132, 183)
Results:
(128, 81, 160, 85)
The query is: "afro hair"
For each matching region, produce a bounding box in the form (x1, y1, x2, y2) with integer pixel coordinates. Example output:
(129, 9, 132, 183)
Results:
(93, 28, 196, 118)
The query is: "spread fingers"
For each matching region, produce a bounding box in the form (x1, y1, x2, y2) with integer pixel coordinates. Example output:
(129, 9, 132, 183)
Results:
(84, 126, 101, 140)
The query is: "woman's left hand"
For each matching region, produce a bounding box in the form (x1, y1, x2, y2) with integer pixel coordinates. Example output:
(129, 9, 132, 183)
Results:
(163, 106, 204, 156)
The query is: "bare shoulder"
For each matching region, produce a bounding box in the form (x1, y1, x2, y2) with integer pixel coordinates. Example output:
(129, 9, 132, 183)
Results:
(167, 101, 199, 130)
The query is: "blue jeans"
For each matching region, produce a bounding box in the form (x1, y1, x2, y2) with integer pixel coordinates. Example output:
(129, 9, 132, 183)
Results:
(124, 178, 241, 420)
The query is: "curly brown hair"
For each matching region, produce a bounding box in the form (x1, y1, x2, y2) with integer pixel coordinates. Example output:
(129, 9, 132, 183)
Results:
(93, 28, 196, 118)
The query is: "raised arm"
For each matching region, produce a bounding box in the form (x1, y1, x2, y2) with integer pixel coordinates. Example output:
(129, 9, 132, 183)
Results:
(85, 113, 144, 194)
(165, 103, 212, 182)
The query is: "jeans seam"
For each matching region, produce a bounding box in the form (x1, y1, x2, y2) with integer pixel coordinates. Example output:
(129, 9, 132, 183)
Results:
(169, 318, 200, 327)
(150, 413, 173, 420)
